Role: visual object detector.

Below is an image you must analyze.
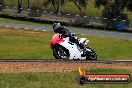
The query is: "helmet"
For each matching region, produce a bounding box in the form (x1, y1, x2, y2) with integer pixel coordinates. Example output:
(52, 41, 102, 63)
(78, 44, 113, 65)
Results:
(53, 23, 61, 33)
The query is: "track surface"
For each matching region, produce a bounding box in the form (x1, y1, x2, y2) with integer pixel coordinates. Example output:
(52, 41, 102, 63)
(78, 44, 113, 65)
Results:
(0, 60, 131, 73)
(0, 59, 132, 64)
(0, 22, 132, 40)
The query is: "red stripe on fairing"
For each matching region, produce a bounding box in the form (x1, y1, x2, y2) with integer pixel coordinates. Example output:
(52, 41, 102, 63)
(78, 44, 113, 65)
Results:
(50, 34, 64, 48)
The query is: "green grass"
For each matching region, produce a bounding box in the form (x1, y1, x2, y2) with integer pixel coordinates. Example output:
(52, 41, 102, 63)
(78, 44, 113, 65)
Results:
(0, 18, 52, 27)
(79, 34, 132, 60)
(0, 27, 53, 59)
(0, 26, 132, 60)
(0, 68, 131, 88)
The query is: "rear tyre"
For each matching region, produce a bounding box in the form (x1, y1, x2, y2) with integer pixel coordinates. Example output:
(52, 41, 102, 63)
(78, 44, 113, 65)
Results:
(53, 46, 69, 60)
(86, 47, 97, 60)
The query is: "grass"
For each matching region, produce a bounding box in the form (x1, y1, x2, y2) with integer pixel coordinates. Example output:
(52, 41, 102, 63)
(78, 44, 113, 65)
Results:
(0, 68, 131, 88)
(0, 26, 53, 59)
(0, 26, 132, 60)
(0, 18, 52, 27)
(80, 34, 132, 60)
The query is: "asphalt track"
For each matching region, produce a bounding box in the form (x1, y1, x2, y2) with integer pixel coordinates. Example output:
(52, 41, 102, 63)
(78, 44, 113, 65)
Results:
(0, 22, 132, 40)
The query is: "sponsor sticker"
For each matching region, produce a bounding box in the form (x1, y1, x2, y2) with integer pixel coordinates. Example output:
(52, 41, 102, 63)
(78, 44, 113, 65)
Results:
(77, 68, 131, 84)
(84, 74, 130, 83)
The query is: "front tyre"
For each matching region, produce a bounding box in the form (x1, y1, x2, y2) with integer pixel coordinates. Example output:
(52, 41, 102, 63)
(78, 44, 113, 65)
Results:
(86, 47, 97, 60)
(53, 46, 69, 60)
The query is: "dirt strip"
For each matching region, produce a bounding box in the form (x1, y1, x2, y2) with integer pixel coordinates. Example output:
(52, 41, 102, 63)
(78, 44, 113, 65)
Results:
(0, 62, 132, 73)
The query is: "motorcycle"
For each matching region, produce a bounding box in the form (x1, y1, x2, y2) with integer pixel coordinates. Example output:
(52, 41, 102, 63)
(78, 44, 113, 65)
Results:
(50, 33, 97, 60)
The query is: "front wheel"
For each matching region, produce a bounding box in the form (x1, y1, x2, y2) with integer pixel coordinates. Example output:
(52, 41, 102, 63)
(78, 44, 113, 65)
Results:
(86, 47, 97, 60)
(53, 46, 69, 60)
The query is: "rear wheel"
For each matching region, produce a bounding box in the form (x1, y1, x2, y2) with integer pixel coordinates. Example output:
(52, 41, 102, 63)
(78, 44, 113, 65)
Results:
(53, 46, 69, 60)
(86, 47, 97, 60)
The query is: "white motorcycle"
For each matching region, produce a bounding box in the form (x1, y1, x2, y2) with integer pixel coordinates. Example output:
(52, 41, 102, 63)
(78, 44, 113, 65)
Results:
(50, 33, 97, 60)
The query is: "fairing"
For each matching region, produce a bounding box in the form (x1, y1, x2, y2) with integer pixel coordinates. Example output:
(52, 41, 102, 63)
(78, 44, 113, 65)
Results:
(50, 34, 64, 48)
(50, 34, 88, 60)
(59, 41, 83, 60)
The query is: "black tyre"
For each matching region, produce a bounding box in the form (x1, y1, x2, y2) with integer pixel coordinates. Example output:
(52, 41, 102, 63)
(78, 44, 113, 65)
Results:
(53, 46, 69, 60)
(76, 76, 86, 85)
(86, 47, 97, 60)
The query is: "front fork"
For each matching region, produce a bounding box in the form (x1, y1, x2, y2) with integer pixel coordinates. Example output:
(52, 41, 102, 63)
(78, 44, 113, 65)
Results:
(80, 44, 92, 55)
(79, 43, 87, 56)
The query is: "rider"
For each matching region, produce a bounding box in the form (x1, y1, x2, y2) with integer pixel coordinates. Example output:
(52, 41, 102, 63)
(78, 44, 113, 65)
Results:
(53, 23, 81, 48)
